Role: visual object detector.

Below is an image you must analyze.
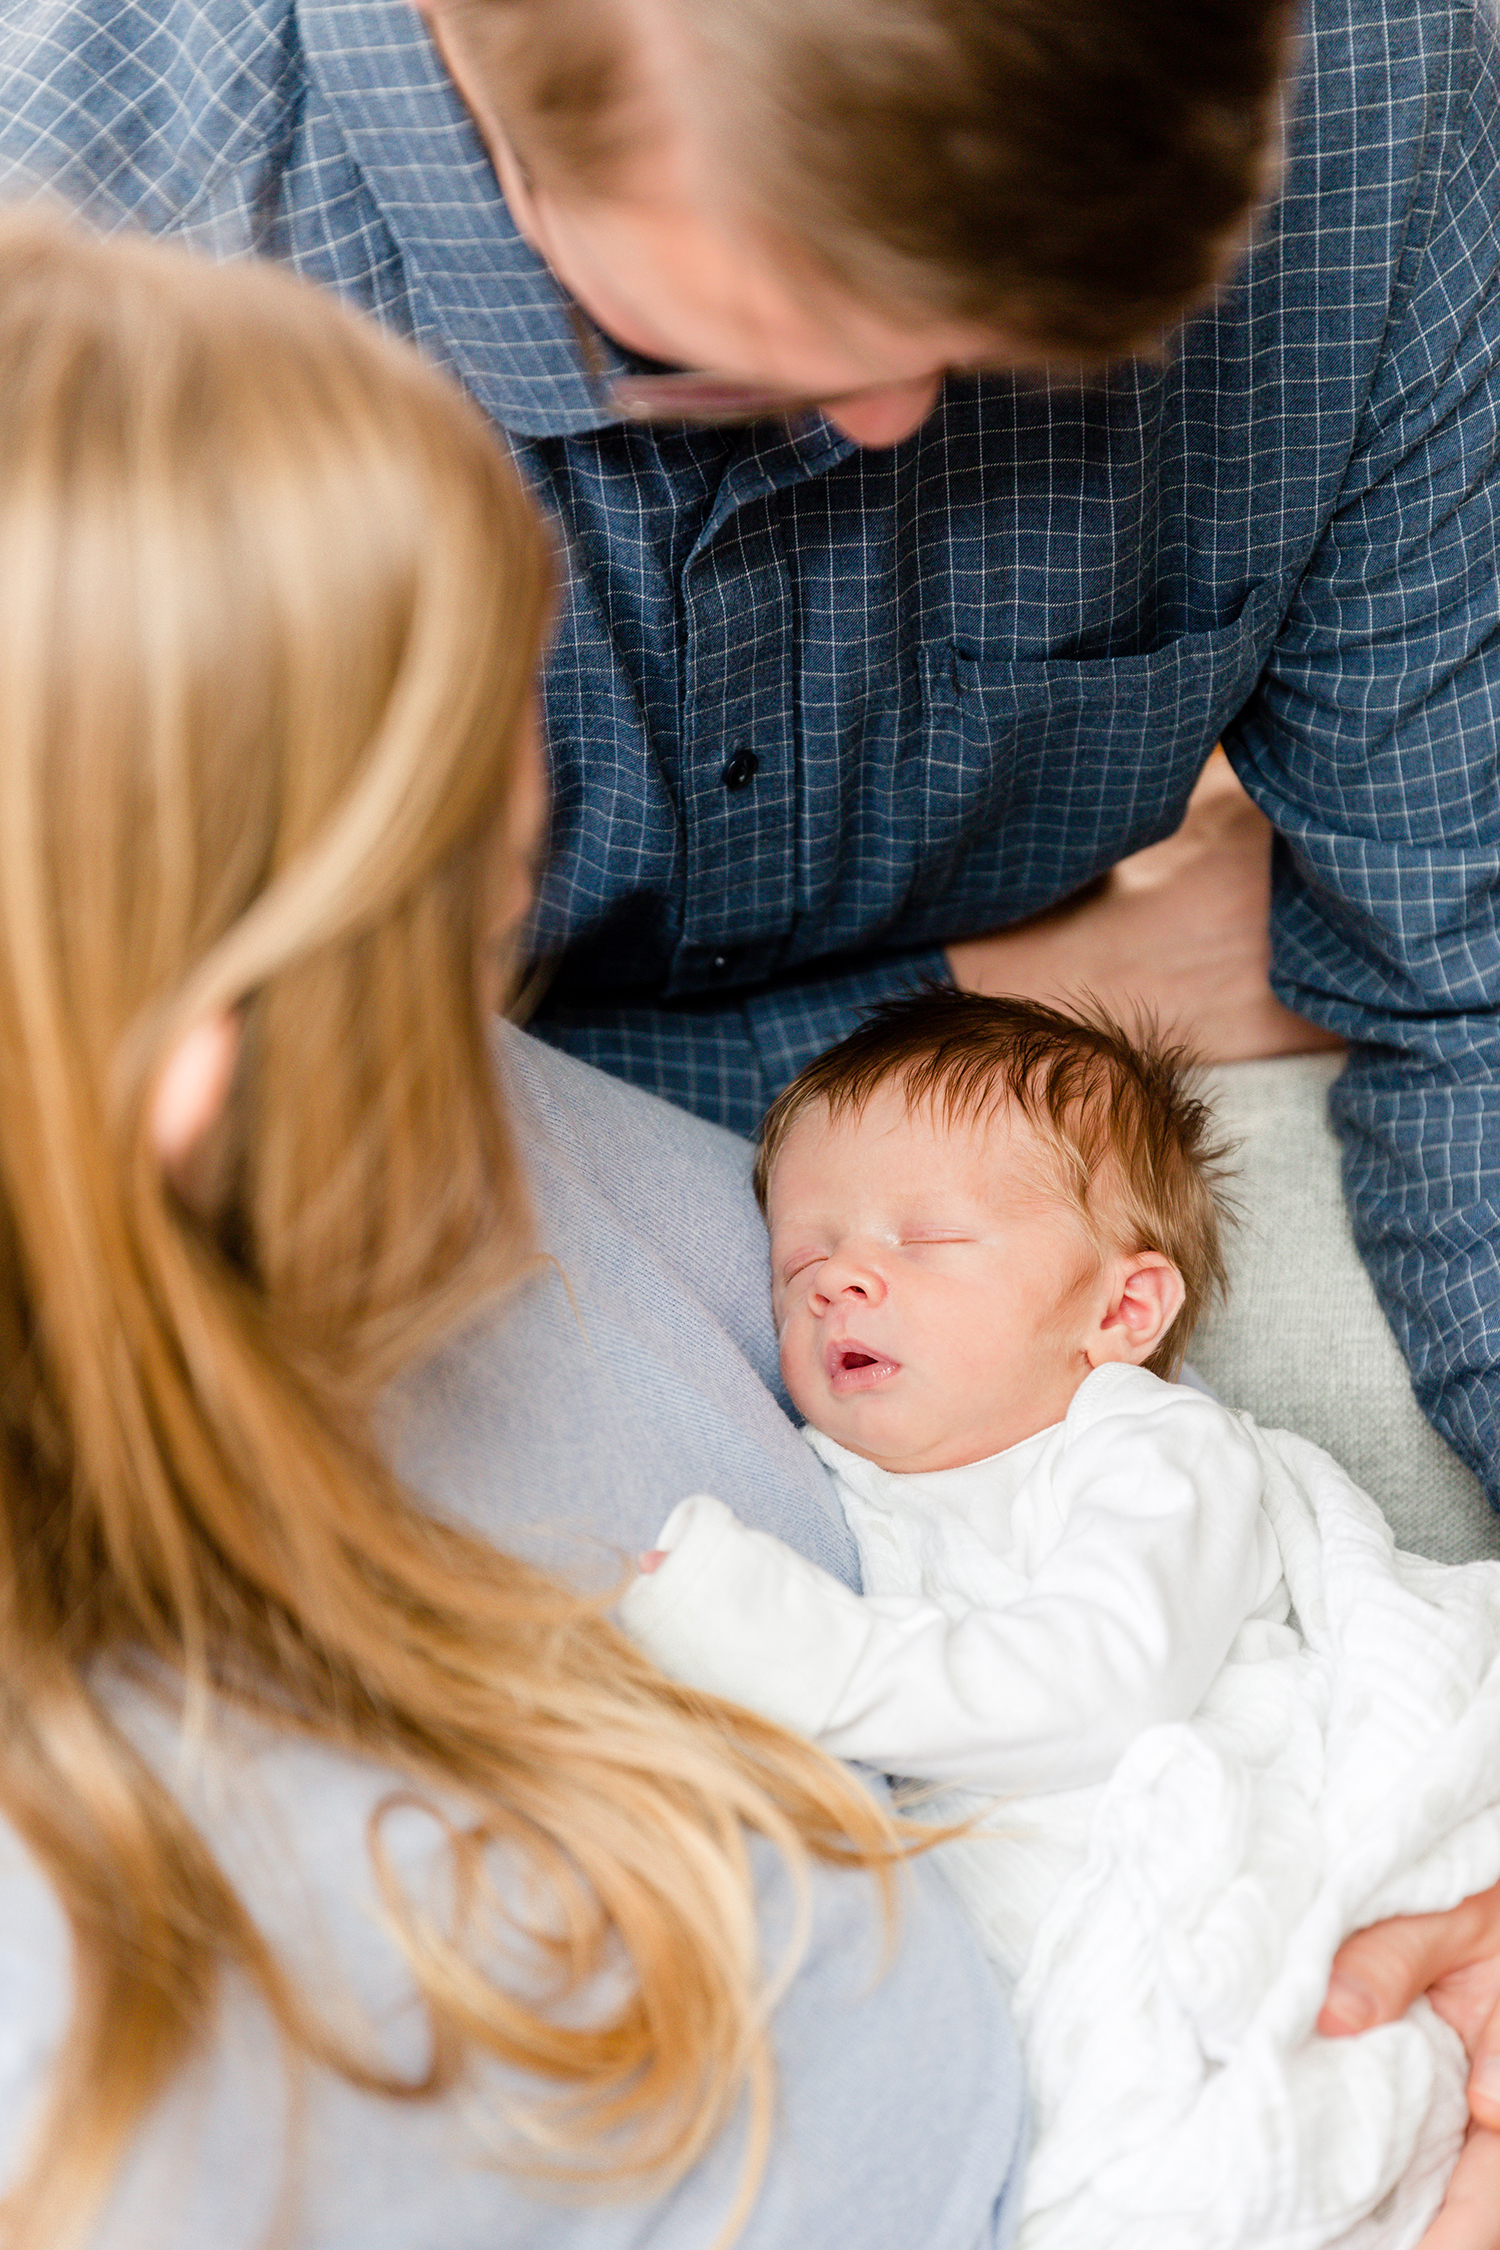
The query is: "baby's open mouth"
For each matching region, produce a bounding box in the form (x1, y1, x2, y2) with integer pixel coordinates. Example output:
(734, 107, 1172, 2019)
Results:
(826, 1340, 901, 1393)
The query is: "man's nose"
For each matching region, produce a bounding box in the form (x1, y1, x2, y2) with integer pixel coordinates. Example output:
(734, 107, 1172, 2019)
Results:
(820, 375, 942, 448)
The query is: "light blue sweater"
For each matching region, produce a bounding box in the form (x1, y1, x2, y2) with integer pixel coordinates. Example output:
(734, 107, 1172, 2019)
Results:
(0, 1033, 1025, 2248)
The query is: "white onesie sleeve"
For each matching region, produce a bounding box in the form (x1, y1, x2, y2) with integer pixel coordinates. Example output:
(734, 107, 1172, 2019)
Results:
(619, 1372, 1273, 1795)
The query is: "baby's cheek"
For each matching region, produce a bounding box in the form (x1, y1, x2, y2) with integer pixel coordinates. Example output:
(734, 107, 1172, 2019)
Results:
(778, 1322, 820, 1420)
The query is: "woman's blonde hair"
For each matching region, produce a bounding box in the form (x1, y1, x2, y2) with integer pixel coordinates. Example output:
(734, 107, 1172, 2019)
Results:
(0, 211, 896, 2250)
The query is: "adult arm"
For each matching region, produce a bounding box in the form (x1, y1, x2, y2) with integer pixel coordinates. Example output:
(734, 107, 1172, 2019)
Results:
(949, 751, 1343, 1063)
(1318, 1884, 1500, 2249)
(0, 1713, 1028, 2250)
(622, 1378, 1270, 1794)
(1219, 0, 1500, 1505)
(390, 1028, 864, 1588)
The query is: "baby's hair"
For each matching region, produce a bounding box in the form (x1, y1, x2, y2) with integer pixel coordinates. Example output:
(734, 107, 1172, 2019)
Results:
(754, 987, 1234, 1377)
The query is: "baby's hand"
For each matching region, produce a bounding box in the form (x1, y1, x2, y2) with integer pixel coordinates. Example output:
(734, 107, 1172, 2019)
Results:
(638, 1549, 671, 1575)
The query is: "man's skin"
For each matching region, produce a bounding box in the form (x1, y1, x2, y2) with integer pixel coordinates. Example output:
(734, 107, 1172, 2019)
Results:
(419, 0, 1500, 2232)
(1321, 1887, 1500, 2245)
(951, 749, 1344, 1064)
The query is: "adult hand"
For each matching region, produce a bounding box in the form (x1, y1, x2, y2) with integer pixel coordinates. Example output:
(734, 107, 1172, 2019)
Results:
(1318, 1882, 1500, 2249)
(947, 749, 1343, 1063)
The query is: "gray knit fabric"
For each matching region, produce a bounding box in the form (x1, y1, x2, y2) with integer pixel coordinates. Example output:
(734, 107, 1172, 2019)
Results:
(1191, 1055, 1499, 1563)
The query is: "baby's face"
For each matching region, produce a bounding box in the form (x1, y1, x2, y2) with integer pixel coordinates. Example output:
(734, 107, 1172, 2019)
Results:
(766, 1085, 1103, 1473)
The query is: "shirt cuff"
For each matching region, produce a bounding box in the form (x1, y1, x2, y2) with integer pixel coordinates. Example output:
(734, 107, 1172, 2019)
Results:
(742, 949, 952, 1107)
(530, 947, 952, 1137)
(618, 1493, 873, 1738)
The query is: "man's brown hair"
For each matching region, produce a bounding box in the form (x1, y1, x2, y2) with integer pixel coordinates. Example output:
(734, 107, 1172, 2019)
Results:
(454, 0, 1297, 357)
(753, 988, 1234, 1377)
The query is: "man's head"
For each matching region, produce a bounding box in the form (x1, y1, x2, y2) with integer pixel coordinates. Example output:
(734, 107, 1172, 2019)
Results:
(754, 991, 1233, 1472)
(419, 0, 1296, 444)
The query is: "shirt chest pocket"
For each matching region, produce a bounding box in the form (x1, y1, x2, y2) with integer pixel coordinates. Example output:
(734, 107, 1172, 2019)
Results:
(897, 579, 1285, 936)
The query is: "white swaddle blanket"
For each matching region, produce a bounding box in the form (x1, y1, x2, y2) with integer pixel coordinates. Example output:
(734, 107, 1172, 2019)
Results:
(1003, 1420, 1500, 2248)
(621, 1376, 1500, 2249)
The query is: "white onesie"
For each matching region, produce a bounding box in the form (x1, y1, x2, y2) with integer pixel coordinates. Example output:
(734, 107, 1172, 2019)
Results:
(623, 1362, 1289, 1973)
(623, 1364, 1500, 2249)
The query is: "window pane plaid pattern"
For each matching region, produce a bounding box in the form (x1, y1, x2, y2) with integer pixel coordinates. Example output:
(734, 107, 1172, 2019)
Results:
(5, 0, 1500, 1502)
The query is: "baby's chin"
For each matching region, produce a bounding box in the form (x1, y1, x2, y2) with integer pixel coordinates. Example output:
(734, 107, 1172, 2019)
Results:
(787, 1373, 943, 1472)
(831, 1428, 976, 1475)
(792, 1378, 1063, 1473)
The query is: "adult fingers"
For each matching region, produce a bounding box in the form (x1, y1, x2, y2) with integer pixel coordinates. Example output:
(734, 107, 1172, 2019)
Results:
(1415, 2123, 1500, 2250)
(1317, 1889, 1500, 2038)
(1466, 1990, 1500, 2131)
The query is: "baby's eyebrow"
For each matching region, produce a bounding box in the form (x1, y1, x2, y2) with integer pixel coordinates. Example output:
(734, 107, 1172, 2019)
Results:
(895, 1197, 982, 1226)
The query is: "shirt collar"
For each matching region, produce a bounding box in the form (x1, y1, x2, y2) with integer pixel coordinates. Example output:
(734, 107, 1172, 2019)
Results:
(298, 0, 624, 437)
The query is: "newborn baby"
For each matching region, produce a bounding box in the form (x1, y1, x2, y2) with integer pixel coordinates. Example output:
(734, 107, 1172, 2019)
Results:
(628, 986, 1287, 1919)
(622, 991, 1500, 2250)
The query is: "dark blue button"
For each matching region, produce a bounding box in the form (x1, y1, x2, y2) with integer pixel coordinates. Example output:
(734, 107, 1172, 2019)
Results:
(721, 747, 759, 791)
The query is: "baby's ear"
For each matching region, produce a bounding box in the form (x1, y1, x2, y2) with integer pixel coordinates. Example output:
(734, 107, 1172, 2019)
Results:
(1085, 1251, 1186, 1369)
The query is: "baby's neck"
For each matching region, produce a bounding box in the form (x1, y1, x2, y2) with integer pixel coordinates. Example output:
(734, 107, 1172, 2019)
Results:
(817, 1379, 1096, 1478)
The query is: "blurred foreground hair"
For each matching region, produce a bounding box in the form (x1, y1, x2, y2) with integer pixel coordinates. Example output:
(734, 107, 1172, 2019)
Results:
(0, 210, 898, 2250)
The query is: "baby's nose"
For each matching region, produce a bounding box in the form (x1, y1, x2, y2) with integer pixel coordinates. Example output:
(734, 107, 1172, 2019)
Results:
(812, 1254, 884, 1307)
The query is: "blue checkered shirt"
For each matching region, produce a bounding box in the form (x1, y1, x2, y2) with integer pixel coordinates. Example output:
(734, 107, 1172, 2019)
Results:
(5, 0, 1500, 1503)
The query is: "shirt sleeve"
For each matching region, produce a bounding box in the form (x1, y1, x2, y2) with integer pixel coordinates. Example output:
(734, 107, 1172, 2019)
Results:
(620, 1389, 1269, 1794)
(0, 1, 294, 237)
(1223, 0, 1500, 1506)
(529, 947, 953, 1135)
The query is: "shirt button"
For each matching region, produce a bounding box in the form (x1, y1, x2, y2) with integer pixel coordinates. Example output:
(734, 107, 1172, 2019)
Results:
(721, 747, 759, 791)
(709, 953, 731, 976)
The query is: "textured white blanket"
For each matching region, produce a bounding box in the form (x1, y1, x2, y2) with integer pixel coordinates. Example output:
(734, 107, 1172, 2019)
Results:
(622, 1397, 1500, 2246)
(995, 1423, 1500, 2249)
